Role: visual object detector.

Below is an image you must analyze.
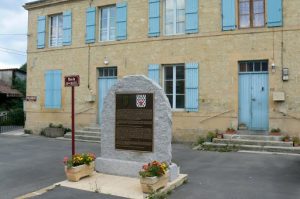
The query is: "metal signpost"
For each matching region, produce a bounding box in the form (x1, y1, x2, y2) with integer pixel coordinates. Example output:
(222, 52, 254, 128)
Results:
(64, 75, 80, 156)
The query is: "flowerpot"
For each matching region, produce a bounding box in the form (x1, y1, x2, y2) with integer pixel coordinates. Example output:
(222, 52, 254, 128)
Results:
(225, 131, 236, 134)
(270, 132, 281, 136)
(65, 161, 95, 182)
(294, 143, 300, 147)
(140, 172, 169, 193)
(216, 134, 223, 139)
(44, 127, 64, 138)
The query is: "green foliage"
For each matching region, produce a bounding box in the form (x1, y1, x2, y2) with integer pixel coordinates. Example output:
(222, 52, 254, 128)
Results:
(292, 137, 300, 145)
(0, 109, 24, 126)
(271, 128, 281, 133)
(24, 129, 32, 134)
(20, 63, 27, 72)
(282, 135, 290, 141)
(147, 192, 168, 199)
(206, 131, 216, 142)
(12, 77, 26, 96)
(197, 136, 206, 145)
(64, 153, 96, 169)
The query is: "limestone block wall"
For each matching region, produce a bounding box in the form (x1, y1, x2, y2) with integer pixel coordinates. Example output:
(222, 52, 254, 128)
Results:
(25, 0, 300, 141)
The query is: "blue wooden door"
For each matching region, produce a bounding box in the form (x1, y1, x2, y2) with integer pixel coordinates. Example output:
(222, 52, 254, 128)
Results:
(98, 68, 117, 125)
(239, 72, 269, 131)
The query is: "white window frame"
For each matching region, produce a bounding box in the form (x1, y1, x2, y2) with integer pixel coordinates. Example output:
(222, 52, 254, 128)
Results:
(99, 5, 116, 42)
(49, 14, 63, 47)
(163, 0, 186, 36)
(163, 64, 185, 111)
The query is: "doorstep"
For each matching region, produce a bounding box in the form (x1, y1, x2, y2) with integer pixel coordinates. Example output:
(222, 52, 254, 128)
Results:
(55, 172, 187, 199)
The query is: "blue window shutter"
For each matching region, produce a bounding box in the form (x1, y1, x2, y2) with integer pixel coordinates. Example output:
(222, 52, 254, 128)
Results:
(222, 0, 236, 31)
(185, 0, 198, 34)
(45, 71, 53, 108)
(63, 10, 72, 46)
(45, 70, 61, 109)
(86, 7, 96, 44)
(148, 64, 160, 84)
(37, 16, 46, 49)
(52, 70, 62, 108)
(116, 2, 127, 40)
(148, 0, 160, 37)
(185, 63, 199, 112)
(267, 0, 283, 27)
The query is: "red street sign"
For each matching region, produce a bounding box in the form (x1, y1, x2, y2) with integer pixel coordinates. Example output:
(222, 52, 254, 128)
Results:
(65, 75, 80, 87)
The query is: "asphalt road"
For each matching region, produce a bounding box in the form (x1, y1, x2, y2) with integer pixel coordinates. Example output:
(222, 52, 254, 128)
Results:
(0, 134, 300, 199)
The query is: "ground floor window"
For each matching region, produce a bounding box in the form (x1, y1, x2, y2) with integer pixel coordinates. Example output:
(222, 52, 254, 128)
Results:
(163, 64, 185, 109)
(239, 60, 268, 73)
(99, 67, 117, 77)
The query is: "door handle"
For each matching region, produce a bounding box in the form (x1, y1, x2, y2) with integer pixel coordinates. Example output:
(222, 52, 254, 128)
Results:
(252, 98, 256, 101)
(262, 87, 264, 91)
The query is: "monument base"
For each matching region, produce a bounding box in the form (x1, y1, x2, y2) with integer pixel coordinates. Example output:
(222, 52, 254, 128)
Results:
(95, 157, 180, 181)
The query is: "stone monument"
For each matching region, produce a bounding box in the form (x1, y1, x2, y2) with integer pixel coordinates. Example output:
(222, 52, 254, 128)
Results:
(96, 75, 179, 180)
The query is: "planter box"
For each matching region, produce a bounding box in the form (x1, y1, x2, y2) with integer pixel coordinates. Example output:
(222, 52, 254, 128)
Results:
(44, 127, 64, 138)
(65, 161, 95, 182)
(140, 172, 169, 193)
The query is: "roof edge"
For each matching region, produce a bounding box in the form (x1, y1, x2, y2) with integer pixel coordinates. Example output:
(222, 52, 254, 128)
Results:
(23, 0, 83, 10)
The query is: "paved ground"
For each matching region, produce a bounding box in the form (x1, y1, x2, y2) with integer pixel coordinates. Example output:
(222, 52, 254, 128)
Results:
(0, 134, 300, 199)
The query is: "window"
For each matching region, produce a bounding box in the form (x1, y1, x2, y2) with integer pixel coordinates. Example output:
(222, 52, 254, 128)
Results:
(239, 60, 268, 73)
(164, 0, 185, 35)
(164, 65, 185, 109)
(49, 14, 63, 47)
(100, 6, 116, 41)
(239, 0, 265, 28)
(99, 67, 117, 77)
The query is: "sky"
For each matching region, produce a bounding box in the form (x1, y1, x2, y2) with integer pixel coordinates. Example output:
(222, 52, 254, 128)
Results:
(0, 0, 32, 69)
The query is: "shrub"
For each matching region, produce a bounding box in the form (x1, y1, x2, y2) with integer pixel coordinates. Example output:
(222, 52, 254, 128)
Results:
(271, 128, 281, 133)
(197, 136, 206, 145)
(206, 131, 216, 142)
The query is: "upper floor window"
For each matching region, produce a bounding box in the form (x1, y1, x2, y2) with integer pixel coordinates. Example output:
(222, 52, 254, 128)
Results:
(49, 14, 63, 47)
(100, 6, 116, 41)
(239, 0, 265, 28)
(163, 0, 185, 35)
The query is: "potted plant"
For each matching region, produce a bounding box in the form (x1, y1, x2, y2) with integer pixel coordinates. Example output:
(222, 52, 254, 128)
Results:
(215, 129, 223, 139)
(225, 127, 237, 134)
(139, 161, 169, 193)
(292, 137, 300, 147)
(63, 153, 96, 182)
(282, 135, 290, 142)
(270, 128, 281, 136)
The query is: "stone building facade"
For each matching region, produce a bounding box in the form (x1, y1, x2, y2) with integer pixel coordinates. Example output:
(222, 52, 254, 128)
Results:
(24, 0, 300, 141)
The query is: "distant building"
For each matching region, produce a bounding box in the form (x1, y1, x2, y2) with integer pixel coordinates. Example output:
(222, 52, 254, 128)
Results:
(24, 0, 300, 140)
(0, 69, 26, 87)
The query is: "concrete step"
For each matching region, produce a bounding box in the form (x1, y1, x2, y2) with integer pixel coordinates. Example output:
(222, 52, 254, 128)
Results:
(82, 126, 101, 132)
(223, 134, 283, 141)
(202, 142, 300, 154)
(56, 137, 100, 143)
(69, 130, 101, 137)
(64, 134, 100, 142)
(213, 138, 293, 147)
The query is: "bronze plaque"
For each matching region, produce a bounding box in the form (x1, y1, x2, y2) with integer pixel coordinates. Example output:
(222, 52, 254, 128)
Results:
(115, 93, 153, 152)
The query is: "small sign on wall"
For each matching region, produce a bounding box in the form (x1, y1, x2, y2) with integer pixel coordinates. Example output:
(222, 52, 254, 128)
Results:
(65, 75, 80, 87)
(26, 96, 37, 102)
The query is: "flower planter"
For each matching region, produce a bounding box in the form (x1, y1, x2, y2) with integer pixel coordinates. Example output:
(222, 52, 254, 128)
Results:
(140, 171, 169, 193)
(65, 161, 95, 182)
(270, 132, 281, 136)
(44, 127, 64, 138)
